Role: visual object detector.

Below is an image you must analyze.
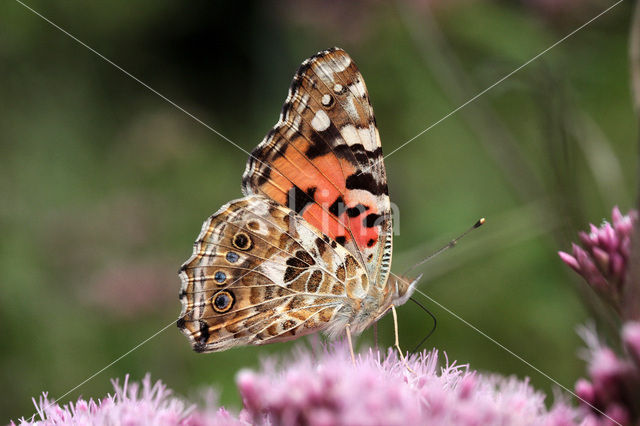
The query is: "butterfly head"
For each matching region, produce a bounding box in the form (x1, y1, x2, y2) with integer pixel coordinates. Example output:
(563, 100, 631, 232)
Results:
(390, 273, 422, 307)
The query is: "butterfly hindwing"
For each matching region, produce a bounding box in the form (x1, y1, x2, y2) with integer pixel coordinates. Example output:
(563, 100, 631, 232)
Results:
(242, 48, 392, 288)
(177, 194, 370, 352)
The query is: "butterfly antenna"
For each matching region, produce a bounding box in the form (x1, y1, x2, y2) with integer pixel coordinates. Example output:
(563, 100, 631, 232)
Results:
(409, 296, 437, 353)
(402, 218, 485, 276)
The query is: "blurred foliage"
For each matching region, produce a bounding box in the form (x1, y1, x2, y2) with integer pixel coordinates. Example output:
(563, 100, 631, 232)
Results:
(0, 0, 636, 421)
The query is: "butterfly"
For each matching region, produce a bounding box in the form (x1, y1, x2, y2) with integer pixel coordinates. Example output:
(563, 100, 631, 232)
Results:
(177, 47, 419, 353)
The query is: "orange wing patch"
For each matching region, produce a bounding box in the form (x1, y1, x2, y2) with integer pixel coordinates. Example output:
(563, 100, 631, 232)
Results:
(261, 138, 381, 251)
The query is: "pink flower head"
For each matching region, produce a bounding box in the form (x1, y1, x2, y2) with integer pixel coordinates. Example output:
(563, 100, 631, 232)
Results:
(559, 206, 638, 313)
(575, 323, 640, 425)
(237, 341, 581, 425)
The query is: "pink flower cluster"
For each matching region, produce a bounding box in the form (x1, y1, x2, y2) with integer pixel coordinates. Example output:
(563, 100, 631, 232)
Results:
(558, 207, 638, 314)
(237, 342, 580, 426)
(559, 207, 640, 424)
(12, 375, 242, 426)
(576, 322, 640, 426)
(14, 343, 583, 426)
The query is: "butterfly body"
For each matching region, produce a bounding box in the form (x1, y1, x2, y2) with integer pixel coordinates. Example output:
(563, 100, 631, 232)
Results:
(178, 48, 417, 353)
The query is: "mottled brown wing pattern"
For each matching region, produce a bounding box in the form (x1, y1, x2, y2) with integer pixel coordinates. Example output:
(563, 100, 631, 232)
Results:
(177, 194, 370, 353)
(241, 47, 392, 288)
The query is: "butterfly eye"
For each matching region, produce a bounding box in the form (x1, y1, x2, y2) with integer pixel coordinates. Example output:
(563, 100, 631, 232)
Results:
(212, 290, 234, 313)
(214, 271, 226, 283)
(226, 252, 239, 263)
(232, 232, 252, 251)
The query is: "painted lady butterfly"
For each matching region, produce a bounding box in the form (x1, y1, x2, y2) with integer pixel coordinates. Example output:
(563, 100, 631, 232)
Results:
(177, 48, 418, 353)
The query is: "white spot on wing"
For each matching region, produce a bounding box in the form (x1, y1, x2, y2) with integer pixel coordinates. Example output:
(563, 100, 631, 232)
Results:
(321, 94, 332, 106)
(332, 54, 351, 72)
(362, 126, 379, 150)
(314, 63, 335, 83)
(353, 79, 367, 98)
(259, 262, 287, 283)
(341, 124, 377, 149)
(341, 125, 359, 147)
(311, 110, 331, 131)
(344, 97, 358, 120)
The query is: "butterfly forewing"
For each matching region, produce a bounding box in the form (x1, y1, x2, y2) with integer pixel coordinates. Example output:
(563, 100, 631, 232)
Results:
(241, 48, 392, 288)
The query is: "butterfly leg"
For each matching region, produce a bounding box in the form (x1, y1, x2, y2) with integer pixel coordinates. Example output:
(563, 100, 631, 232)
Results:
(391, 305, 414, 373)
(373, 322, 379, 350)
(345, 323, 356, 365)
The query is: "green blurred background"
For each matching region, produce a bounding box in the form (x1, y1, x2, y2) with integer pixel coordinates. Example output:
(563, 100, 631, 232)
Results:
(1, 0, 636, 421)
